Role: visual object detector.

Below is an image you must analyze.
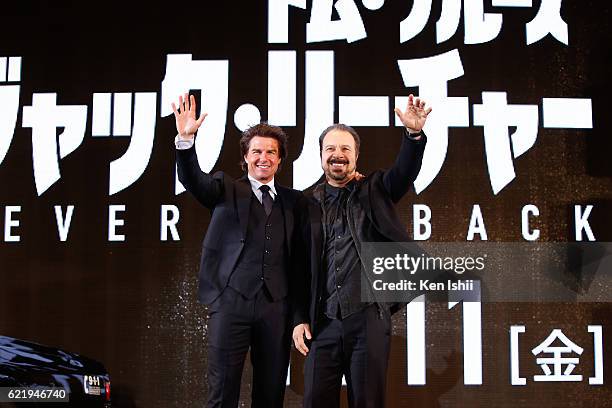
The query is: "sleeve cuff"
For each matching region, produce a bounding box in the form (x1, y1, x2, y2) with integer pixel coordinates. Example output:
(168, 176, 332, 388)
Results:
(175, 134, 195, 150)
(403, 128, 424, 141)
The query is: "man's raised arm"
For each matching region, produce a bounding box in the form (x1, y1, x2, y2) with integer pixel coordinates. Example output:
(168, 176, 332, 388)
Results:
(383, 94, 432, 202)
(172, 93, 223, 208)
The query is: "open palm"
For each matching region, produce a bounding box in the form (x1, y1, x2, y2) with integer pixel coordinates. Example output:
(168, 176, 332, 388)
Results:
(394, 94, 432, 132)
(171, 93, 207, 139)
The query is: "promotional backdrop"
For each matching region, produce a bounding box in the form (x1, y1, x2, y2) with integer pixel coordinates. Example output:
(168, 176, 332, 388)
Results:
(1, 1, 610, 406)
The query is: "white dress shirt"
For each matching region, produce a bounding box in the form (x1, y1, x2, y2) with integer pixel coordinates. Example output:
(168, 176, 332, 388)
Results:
(247, 174, 276, 204)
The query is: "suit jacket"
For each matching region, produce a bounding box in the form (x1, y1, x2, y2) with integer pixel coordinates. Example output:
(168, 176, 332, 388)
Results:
(176, 145, 304, 305)
(293, 132, 427, 333)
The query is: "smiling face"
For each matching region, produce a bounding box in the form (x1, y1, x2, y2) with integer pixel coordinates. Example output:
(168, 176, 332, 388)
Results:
(244, 136, 281, 183)
(321, 129, 358, 187)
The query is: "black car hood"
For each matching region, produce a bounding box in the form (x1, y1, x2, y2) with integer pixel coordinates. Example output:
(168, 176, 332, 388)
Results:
(0, 335, 107, 382)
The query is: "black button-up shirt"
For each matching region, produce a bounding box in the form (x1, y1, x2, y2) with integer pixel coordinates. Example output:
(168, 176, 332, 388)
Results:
(320, 182, 368, 320)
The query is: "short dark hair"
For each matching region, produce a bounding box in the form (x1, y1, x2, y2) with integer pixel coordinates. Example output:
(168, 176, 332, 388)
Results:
(318, 123, 361, 156)
(240, 123, 288, 171)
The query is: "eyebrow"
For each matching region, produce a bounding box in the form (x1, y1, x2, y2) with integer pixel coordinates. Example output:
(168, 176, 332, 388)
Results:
(251, 147, 278, 152)
(324, 144, 352, 149)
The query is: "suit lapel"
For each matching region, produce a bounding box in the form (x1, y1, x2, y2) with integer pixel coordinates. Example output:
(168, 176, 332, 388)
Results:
(278, 185, 296, 255)
(236, 176, 252, 240)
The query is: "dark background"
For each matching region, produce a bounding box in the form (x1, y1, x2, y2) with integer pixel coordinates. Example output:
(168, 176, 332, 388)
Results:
(0, 1, 610, 406)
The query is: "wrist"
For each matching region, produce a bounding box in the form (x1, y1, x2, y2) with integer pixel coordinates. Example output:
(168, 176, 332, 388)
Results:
(404, 128, 423, 141)
(178, 132, 195, 140)
(175, 134, 195, 150)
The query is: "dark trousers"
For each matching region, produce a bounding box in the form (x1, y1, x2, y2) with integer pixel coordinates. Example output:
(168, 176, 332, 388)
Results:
(206, 286, 290, 408)
(304, 305, 391, 408)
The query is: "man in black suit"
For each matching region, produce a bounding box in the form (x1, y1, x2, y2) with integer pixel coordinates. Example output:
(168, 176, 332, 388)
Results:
(172, 94, 303, 408)
(292, 94, 432, 408)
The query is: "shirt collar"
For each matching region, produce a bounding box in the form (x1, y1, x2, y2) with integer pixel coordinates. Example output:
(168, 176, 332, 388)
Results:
(325, 179, 355, 197)
(247, 173, 277, 196)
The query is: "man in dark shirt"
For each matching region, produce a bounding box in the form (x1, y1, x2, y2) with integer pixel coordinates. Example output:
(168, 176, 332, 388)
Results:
(292, 94, 431, 408)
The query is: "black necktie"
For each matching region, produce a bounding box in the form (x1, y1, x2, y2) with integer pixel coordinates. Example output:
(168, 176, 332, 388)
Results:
(259, 185, 273, 216)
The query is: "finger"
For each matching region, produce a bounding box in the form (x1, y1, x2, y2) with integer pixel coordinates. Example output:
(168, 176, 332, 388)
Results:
(425, 107, 432, 115)
(295, 337, 309, 356)
(419, 99, 425, 109)
(195, 112, 208, 127)
(190, 94, 196, 113)
(393, 107, 402, 119)
(171, 102, 179, 117)
(407, 94, 414, 109)
(414, 97, 421, 108)
(178, 95, 184, 112)
(183, 92, 189, 112)
(304, 326, 312, 340)
(299, 338, 310, 354)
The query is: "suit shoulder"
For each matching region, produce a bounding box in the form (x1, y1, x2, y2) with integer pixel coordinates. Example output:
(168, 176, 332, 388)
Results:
(354, 170, 384, 190)
(275, 183, 303, 196)
(210, 170, 229, 180)
(213, 171, 243, 188)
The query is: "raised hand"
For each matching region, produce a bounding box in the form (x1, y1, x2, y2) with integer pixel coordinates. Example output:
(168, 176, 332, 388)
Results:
(394, 94, 432, 133)
(171, 93, 207, 139)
